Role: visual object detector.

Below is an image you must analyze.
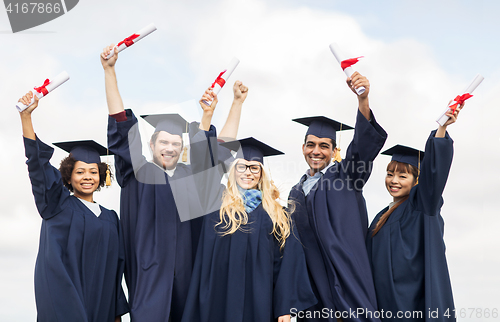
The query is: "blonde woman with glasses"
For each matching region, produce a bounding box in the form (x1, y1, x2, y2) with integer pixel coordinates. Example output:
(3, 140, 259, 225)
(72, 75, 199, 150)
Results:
(181, 90, 316, 322)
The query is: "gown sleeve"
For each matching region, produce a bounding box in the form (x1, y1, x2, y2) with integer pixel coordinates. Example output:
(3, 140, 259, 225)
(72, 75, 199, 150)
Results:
(341, 110, 387, 188)
(115, 214, 130, 317)
(188, 122, 218, 174)
(188, 122, 235, 176)
(273, 220, 317, 318)
(414, 130, 454, 215)
(188, 122, 228, 215)
(24, 136, 70, 219)
(107, 109, 147, 188)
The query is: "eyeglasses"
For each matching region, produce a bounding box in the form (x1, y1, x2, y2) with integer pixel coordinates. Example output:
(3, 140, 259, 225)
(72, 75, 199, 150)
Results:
(235, 163, 261, 174)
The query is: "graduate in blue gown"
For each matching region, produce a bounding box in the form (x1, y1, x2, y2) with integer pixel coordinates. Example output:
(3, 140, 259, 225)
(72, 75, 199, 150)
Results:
(182, 136, 317, 322)
(288, 73, 387, 321)
(101, 45, 248, 321)
(18, 92, 128, 322)
(365, 104, 463, 322)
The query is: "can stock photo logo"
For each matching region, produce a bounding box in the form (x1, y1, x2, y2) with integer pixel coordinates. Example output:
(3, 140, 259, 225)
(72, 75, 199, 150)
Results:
(3, 0, 78, 32)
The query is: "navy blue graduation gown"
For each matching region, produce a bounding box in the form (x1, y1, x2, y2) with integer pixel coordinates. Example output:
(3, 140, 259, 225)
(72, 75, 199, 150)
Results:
(181, 205, 317, 322)
(289, 110, 387, 322)
(366, 131, 455, 322)
(24, 136, 128, 322)
(107, 109, 214, 322)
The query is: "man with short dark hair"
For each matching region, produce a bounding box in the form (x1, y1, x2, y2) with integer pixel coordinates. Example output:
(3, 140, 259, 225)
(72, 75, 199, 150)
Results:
(149, 127, 183, 170)
(101, 44, 247, 322)
(289, 72, 387, 322)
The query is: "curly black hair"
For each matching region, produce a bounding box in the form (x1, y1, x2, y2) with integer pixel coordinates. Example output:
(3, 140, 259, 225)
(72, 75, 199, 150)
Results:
(59, 155, 112, 192)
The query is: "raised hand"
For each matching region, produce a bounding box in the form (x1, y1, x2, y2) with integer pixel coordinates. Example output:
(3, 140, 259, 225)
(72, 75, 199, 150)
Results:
(233, 80, 248, 102)
(101, 44, 118, 70)
(217, 81, 248, 141)
(436, 101, 464, 138)
(199, 87, 218, 115)
(18, 91, 39, 115)
(347, 71, 370, 99)
(199, 87, 218, 131)
(19, 91, 38, 140)
(347, 71, 371, 120)
(442, 101, 464, 127)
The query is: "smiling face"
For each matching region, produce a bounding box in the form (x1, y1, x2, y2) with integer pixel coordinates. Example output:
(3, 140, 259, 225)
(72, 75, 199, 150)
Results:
(385, 162, 417, 202)
(150, 131, 183, 170)
(234, 159, 262, 190)
(302, 134, 337, 175)
(70, 161, 100, 201)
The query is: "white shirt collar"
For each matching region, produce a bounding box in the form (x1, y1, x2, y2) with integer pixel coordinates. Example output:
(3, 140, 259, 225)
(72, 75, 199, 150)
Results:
(77, 197, 101, 217)
(305, 160, 335, 177)
(165, 167, 176, 177)
(151, 160, 177, 177)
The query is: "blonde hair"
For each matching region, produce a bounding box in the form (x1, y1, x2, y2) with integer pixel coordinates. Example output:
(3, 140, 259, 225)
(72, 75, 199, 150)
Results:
(217, 159, 293, 250)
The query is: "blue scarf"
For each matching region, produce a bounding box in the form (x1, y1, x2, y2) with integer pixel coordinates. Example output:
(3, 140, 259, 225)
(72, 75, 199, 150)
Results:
(238, 186, 263, 213)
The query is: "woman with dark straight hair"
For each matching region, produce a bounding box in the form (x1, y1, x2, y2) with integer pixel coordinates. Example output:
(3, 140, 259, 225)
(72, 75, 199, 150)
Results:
(366, 103, 465, 322)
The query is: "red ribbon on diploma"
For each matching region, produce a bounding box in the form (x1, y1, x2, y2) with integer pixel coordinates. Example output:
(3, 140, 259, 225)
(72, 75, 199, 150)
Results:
(211, 70, 227, 88)
(449, 93, 473, 113)
(341, 56, 364, 70)
(118, 34, 140, 47)
(34, 79, 50, 96)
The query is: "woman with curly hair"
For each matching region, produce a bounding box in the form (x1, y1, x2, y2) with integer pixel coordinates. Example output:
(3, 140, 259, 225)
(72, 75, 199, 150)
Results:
(18, 92, 128, 322)
(181, 87, 316, 322)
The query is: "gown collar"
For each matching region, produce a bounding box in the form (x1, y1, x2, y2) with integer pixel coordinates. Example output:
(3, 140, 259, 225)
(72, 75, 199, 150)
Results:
(76, 197, 101, 217)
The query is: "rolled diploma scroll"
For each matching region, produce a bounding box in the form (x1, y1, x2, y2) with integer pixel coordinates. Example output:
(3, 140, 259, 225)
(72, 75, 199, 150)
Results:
(436, 74, 484, 126)
(202, 57, 240, 106)
(329, 43, 365, 95)
(106, 23, 157, 59)
(16, 71, 70, 112)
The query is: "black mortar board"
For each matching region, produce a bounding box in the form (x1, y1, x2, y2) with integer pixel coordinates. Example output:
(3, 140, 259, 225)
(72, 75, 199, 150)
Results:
(53, 140, 111, 164)
(141, 113, 188, 136)
(220, 137, 284, 165)
(381, 144, 424, 168)
(292, 116, 353, 142)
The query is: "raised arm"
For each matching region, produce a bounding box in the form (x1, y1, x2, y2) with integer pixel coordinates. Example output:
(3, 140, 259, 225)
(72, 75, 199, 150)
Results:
(18, 91, 38, 140)
(191, 90, 228, 216)
(102, 45, 145, 186)
(218, 80, 248, 141)
(416, 102, 464, 214)
(342, 73, 387, 186)
(199, 87, 219, 131)
(197, 85, 238, 177)
(436, 101, 464, 137)
(347, 71, 371, 121)
(18, 93, 68, 219)
(101, 44, 125, 115)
